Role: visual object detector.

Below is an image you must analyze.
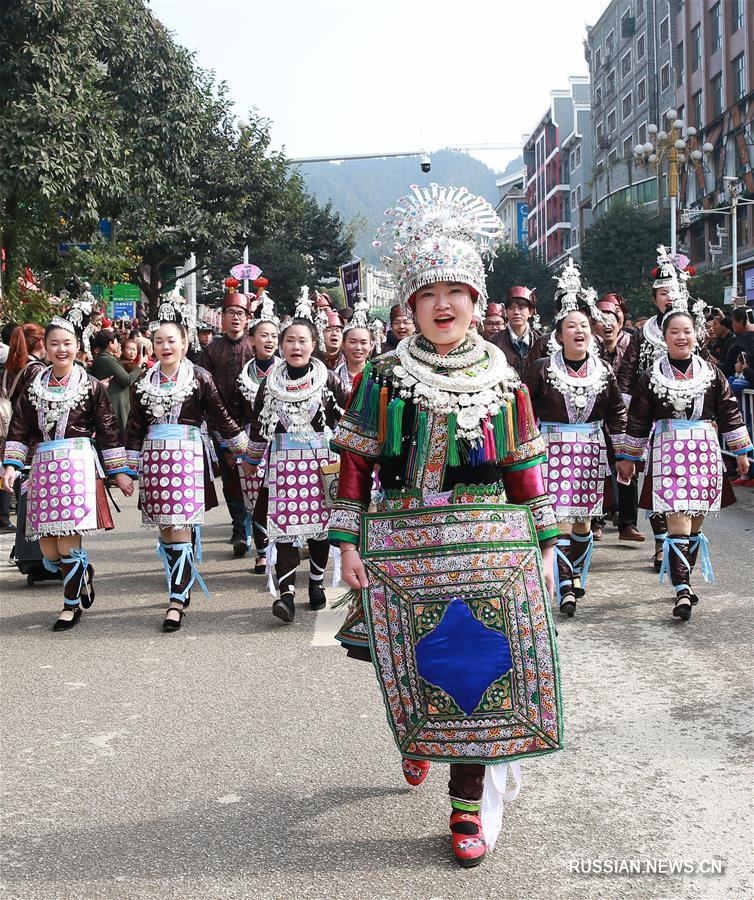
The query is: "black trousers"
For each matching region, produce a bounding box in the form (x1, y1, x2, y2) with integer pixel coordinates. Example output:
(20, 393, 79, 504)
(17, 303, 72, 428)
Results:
(274, 539, 329, 595)
(214, 439, 247, 534)
(448, 764, 485, 802)
(617, 476, 639, 528)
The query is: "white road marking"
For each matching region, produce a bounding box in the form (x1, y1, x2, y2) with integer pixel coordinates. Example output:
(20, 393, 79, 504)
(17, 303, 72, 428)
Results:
(311, 598, 347, 647)
(216, 794, 241, 805)
(64, 682, 87, 688)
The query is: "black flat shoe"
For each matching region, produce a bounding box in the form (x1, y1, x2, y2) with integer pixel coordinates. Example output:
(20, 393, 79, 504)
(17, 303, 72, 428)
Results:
(233, 539, 249, 558)
(53, 607, 82, 631)
(272, 592, 295, 624)
(253, 556, 266, 574)
(80, 564, 95, 609)
(559, 594, 576, 618)
(162, 607, 184, 632)
(308, 580, 326, 611)
(672, 593, 692, 621)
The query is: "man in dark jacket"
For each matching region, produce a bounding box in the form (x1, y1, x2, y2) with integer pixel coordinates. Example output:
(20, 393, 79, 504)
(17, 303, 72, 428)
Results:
(491, 286, 547, 379)
(199, 292, 255, 556)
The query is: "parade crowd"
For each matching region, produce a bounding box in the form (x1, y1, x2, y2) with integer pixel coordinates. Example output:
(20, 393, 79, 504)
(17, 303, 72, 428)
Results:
(1, 185, 753, 869)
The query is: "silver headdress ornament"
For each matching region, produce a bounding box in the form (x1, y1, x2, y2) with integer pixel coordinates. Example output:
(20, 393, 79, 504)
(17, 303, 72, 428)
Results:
(150, 286, 192, 336)
(373, 183, 505, 316)
(552, 258, 608, 325)
(53, 276, 97, 350)
(661, 261, 707, 342)
(652, 245, 679, 289)
(253, 289, 280, 330)
(294, 285, 315, 323)
(343, 293, 370, 333)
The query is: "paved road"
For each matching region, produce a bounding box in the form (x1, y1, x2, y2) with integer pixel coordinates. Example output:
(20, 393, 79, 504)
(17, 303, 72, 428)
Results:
(1, 488, 752, 900)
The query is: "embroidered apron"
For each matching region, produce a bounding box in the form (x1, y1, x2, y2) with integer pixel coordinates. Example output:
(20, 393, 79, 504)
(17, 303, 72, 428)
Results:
(540, 421, 607, 520)
(27, 437, 98, 538)
(650, 419, 724, 514)
(140, 424, 205, 527)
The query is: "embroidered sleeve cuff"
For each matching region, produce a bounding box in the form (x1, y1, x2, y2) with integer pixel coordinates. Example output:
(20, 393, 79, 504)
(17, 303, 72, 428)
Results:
(524, 493, 559, 543)
(226, 431, 249, 454)
(246, 440, 268, 465)
(614, 433, 648, 460)
(723, 425, 753, 455)
(328, 501, 365, 544)
(101, 447, 129, 475)
(331, 415, 382, 459)
(2, 441, 29, 468)
(500, 435, 546, 467)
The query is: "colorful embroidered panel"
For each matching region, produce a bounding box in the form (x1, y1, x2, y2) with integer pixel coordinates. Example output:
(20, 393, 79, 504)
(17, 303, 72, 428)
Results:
(267, 433, 335, 541)
(140, 424, 205, 527)
(360, 500, 563, 764)
(27, 438, 98, 538)
(651, 419, 724, 514)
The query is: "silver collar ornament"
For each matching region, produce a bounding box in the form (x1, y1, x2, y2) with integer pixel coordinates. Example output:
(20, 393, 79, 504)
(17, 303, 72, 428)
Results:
(259, 357, 331, 441)
(136, 359, 198, 422)
(546, 349, 609, 424)
(29, 365, 91, 438)
(649, 353, 714, 418)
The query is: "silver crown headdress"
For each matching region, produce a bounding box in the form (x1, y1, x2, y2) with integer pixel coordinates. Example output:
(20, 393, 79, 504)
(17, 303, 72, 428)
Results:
(294, 285, 315, 323)
(553, 258, 608, 324)
(373, 184, 505, 316)
(652, 245, 679, 289)
(253, 289, 280, 330)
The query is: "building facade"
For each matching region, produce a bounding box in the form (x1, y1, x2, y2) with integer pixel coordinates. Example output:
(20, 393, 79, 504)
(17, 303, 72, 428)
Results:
(585, 0, 679, 219)
(674, 0, 754, 291)
(495, 169, 528, 249)
(523, 76, 592, 267)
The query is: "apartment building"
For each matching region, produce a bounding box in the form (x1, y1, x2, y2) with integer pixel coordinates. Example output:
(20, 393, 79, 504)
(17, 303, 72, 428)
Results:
(523, 76, 592, 266)
(585, 0, 678, 218)
(674, 0, 754, 289)
(495, 169, 528, 249)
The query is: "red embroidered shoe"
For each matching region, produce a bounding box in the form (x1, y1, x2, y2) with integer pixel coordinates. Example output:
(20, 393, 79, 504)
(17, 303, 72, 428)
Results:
(449, 810, 487, 868)
(401, 758, 430, 787)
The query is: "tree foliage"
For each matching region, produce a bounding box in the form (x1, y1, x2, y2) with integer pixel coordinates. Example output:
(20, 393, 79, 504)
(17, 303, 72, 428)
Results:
(688, 268, 727, 308)
(486, 246, 557, 324)
(1, 0, 354, 321)
(580, 202, 671, 317)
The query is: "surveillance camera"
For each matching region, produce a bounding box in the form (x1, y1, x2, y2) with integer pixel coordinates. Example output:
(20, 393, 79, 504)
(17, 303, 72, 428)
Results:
(420, 154, 431, 173)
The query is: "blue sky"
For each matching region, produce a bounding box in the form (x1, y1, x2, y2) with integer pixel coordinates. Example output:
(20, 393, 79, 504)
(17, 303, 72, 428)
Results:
(149, 0, 607, 172)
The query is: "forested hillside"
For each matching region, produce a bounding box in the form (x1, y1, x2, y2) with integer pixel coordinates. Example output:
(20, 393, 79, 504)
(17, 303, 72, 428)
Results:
(297, 150, 522, 263)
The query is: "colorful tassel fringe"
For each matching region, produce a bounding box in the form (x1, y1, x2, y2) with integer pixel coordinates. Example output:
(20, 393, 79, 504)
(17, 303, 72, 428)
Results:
(377, 386, 389, 445)
(385, 397, 404, 456)
(447, 412, 460, 467)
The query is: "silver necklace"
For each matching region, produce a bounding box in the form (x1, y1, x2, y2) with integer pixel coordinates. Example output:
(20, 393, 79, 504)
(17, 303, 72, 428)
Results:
(406, 333, 487, 370)
(649, 354, 714, 417)
(393, 334, 518, 442)
(259, 358, 330, 440)
(136, 359, 198, 422)
(29, 365, 90, 438)
(546, 350, 608, 423)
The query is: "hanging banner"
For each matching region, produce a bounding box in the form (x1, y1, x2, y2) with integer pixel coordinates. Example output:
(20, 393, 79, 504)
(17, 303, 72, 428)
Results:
(339, 259, 363, 308)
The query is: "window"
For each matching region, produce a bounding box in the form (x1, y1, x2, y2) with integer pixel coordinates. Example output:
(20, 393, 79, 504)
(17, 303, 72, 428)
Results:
(576, 185, 582, 206)
(638, 122, 647, 145)
(691, 25, 700, 72)
(637, 0, 644, 15)
(659, 16, 668, 45)
(607, 70, 616, 95)
(622, 50, 631, 78)
(636, 32, 645, 61)
(607, 108, 616, 133)
(571, 189, 577, 210)
(623, 135, 633, 159)
(608, 148, 618, 167)
(606, 30, 614, 58)
(676, 41, 684, 86)
(622, 92, 632, 118)
(692, 90, 702, 128)
(637, 77, 647, 105)
(733, 54, 746, 102)
(734, 0, 744, 32)
(572, 228, 578, 247)
(711, 73, 722, 117)
(660, 63, 670, 92)
(574, 144, 581, 167)
(596, 122, 604, 145)
(594, 86, 602, 107)
(595, 47, 601, 71)
(710, 3, 721, 51)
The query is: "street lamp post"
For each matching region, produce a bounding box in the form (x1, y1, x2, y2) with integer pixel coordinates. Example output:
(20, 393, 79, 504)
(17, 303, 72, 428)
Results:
(633, 110, 713, 256)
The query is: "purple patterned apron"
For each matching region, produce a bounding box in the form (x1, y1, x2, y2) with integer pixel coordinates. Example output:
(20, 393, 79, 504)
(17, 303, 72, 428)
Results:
(540, 421, 607, 520)
(266, 433, 335, 541)
(140, 424, 205, 527)
(650, 419, 723, 514)
(238, 450, 266, 512)
(27, 438, 98, 538)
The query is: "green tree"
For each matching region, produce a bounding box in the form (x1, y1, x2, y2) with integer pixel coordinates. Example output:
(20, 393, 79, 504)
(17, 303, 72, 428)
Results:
(486, 246, 557, 324)
(580, 202, 670, 316)
(688, 268, 727, 307)
(0, 0, 130, 287)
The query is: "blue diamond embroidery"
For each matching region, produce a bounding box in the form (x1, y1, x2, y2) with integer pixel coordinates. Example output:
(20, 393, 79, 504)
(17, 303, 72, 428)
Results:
(414, 597, 512, 715)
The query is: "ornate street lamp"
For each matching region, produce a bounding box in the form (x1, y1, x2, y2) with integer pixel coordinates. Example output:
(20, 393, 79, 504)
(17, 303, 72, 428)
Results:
(633, 110, 713, 255)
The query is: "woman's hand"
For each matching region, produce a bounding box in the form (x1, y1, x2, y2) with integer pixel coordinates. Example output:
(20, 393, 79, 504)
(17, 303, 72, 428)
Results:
(2, 466, 18, 494)
(540, 543, 555, 600)
(736, 454, 751, 478)
(114, 473, 134, 496)
(617, 460, 635, 483)
(341, 544, 368, 590)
